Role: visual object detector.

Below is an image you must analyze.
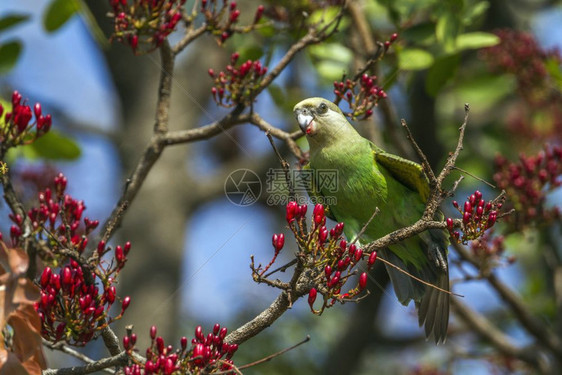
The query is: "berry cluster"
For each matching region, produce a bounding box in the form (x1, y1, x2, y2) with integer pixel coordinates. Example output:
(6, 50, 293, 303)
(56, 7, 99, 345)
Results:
(0, 91, 51, 150)
(109, 0, 186, 53)
(469, 230, 511, 267)
(446, 190, 503, 244)
(480, 29, 561, 106)
(480, 30, 562, 141)
(257, 202, 377, 315)
(209, 52, 268, 107)
(36, 262, 130, 345)
(333, 74, 387, 120)
(201, 1, 265, 44)
(123, 324, 238, 374)
(10, 173, 132, 345)
(493, 145, 562, 228)
(332, 33, 397, 120)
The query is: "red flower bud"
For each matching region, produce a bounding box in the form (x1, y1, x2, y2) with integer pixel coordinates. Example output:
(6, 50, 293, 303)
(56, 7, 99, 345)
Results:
(230, 9, 241, 23)
(219, 327, 228, 340)
(272, 233, 285, 251)
(446, 217, 454, 232)
(195, 325, 204, 341)
(324, 265, 332, 279)
(97, 240, 106, 257)
(62, 266, 72, 286)
(34, 103, 42, 118)
(367, 251, 377, 267)
(359, 272, 368, 290)
(318, 227, 328, 243)
(121, 296, 131, 311)
(156, 336, 165, 354)
(354, 248, 363, 262)
(286, 201, 298, 223)
(123, 335, 130, 350)
(474, 190, 482, 202)
(254, 5, 264, 23)
(40, 267, 52, 288)
(313, 204, 325, 221)
(308, 287, 317, 307)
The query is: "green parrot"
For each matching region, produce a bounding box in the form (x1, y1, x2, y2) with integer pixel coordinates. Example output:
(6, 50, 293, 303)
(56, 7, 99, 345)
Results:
(293, 97, 449, 343)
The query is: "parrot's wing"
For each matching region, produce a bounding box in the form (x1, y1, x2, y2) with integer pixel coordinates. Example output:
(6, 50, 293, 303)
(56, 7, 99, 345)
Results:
(370, 143, 430, 202)
(302, 163, 337, 221)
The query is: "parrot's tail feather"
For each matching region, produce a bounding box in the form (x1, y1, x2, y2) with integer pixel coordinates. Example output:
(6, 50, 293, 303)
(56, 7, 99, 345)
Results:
(418, 271, 449, 344)
(417, 228, 450, 344)
(382, 226, 450, 344)
(379, 248, 425, 305)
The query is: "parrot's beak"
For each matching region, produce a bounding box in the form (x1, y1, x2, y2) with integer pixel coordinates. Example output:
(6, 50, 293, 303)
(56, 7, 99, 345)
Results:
(295, 109, 316, 135)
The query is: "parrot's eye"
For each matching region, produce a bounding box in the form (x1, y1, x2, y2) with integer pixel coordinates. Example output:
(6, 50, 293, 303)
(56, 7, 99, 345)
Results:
(317, 102, 328, 114)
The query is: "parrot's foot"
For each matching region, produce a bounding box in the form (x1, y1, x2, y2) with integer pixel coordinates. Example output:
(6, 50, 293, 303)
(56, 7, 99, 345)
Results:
(429, 244, 448, 272)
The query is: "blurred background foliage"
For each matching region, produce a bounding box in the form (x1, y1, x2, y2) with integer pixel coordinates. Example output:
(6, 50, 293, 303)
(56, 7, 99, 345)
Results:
(1, 0, 561, 374)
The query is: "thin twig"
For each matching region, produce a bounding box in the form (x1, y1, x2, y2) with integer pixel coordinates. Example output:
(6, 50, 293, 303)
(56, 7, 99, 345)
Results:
(253, 5, 346, 97)
(42, 350, 128, 375)
(376, 255, 463, 298)
(266, 131, 295, 201)
(237, 335, 311, 370)
(401, 118, 436, 183)
(263, 259, 297, 279)
(350, 207, 380, 245)
(452, 166, 496, 188)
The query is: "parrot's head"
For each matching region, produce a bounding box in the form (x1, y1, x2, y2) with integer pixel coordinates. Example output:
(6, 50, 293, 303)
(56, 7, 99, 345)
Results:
(293, 97, 355, 144)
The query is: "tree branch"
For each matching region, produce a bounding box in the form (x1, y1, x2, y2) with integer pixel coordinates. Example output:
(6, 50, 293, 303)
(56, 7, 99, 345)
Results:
(451, 298, 549, 372)
(454, 242, 562, 357)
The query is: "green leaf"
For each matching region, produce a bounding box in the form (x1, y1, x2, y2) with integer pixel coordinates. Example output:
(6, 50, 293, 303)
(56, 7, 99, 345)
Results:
(463, 1, 490, 24)
(0, 14, 30, 32)
(426, 54, 460, 96)
(436, 12, 461, 52)
(24, 131, 81, 160)
(451, 74, 516, 111)
(44, 0, 81, 32)
(0, 41, 22, 74)
(398, 48, 434, 70)
(308, 43, 353, 64)
(453, 32, 500, 51)
(316, 60, 347, 81)
(401, 22, 436, 45)
(309, 43, 352, 81)
(307, 6, 349, 33)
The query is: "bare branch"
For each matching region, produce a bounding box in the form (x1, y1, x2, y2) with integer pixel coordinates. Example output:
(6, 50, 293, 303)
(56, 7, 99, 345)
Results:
(42, 351, 128, 375)
(172, 24, 207, 55)
(225, 291, 295, 345)
(451, 298, 549, 372)
(401, 119, 436, 183)
(454, 242, 562, 357)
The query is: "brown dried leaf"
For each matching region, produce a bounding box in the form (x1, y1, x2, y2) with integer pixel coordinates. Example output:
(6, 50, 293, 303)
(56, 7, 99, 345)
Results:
(0, 243, 45, 374)
(8, 305, 46, 374)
